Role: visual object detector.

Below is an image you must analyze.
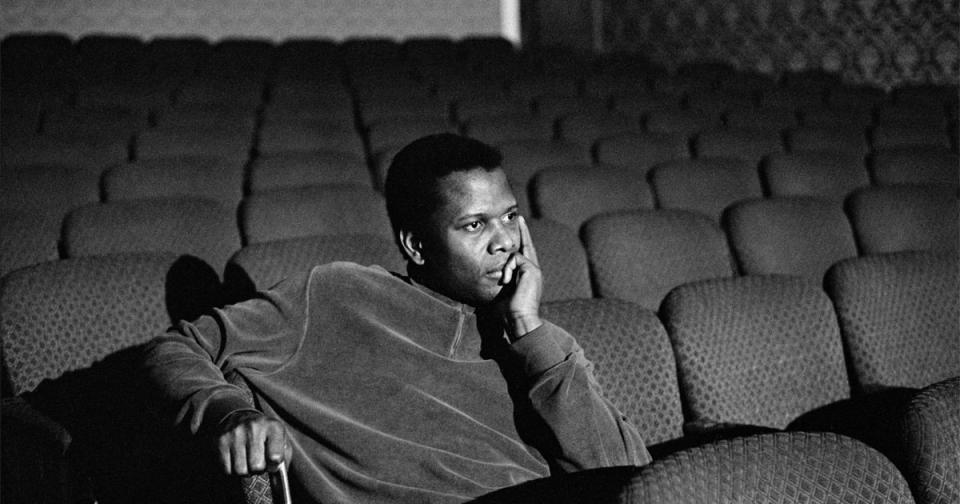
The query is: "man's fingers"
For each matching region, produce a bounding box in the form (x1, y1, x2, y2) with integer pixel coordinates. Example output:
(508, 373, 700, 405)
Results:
(247, 423, 268, 473)
(265, 424, 288, 472)
(501, 255, 518, 285)
(230, 433, 249, 475)
(518, 216, 539, 265)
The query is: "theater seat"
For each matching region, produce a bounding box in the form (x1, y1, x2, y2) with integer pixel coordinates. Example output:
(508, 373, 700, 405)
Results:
(870, 146, 959, 187)
(530, 164, 653, 231)
(0, 210, 61, 279)
(762, 151, 869, 200)
(594, 132, 690, 179)
(62, 197, 241, 273)
(661, 275, 851, 430)
(724, 197, 858, 280)
(240, 184, 392, 244)
(103, 156, 244, 207)
(846, 184, 958, 255)
(247, 151, 371, 193)
(475, 432, 913, 504)
(899, 377, 960, 504)
(582, 210, 734, 310)
(540, 298, 684, 446)
(694, 128, 783, 167)
(825, 251, 959, 392)
(526, 218, 593, 302)
(649, 158, 763, 223)
(496, 139, 591, 191)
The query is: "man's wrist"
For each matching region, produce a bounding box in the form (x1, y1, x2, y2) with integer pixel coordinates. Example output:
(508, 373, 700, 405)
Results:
(508, 314, 543, 342)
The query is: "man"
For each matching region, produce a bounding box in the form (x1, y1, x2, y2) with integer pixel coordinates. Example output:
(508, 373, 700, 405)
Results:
(143, 133, 650, 503)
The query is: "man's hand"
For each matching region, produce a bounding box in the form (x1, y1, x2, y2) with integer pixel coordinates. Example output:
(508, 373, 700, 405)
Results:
(498, 216, 543, 341)
(216, 410, 292, 476)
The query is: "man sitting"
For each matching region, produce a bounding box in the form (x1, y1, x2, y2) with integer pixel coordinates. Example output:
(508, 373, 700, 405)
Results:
(143, 133, 650, 503)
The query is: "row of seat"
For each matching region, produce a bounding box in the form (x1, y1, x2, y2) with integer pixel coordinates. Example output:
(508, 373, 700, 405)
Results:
(2, 177, 955, 312)
(1, 247, 955, 502)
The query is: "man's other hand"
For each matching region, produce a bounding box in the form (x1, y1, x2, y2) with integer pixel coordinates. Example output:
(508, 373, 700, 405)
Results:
(217, 410, 292, 475)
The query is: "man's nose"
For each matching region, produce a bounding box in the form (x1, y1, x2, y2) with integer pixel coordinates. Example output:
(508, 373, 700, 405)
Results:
(488, 221, 517, 254)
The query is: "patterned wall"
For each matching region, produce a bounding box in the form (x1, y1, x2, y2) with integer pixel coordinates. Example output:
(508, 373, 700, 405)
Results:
(602, 0, 959, 89)
(0, 0, 502, 41)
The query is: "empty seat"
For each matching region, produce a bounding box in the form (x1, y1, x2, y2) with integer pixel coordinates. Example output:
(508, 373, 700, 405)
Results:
(762, 151, 869, 200)
(153, 104, 259, 133)
(241, 184, 392, 244)
(826, 85, 889, 112)
(531, 165, 653, 231)
(248, 151, 371, 192)
(525, 218, 593, 302)
(582, 210, 734, 310)
(0, 165, 101, 219)
(257, 121, 365, 157)
(454, 94, 528, 122)
(871, 124, 951, 150)
(0, 251, 225, 503)
(899, 377, 960, 504)
(508, 76, 579, 101)
(649, 158, 763, 222)
(556, 112, 640, 147)
(226, 233, 405, 296)
(365, 117, 454, 159)
(724, 107, 798, 131)
(62, 198, 241, 272)
(594, 132, 689, 179)
(685, 90, 754, 116)
(716, 71, 777, 96)
(135, 128, 253, 162)
(725, 197, 858, 280)
(870, 146, 959, 187)
(826, 251, 959, 392)
(261, 101, 355, 130)
(103, 156, 244, 207)
(0, 210, 60, 278)
(41, 106, 151, 139)
(758, 86, 826, 110)
(356, 95, 448, 125)
(540, 298, 684, 445)
(0, 252, 192, 396)
(497, 139, 592, 190)
(785, 126, 869, 157)
(661, 275, 851, 429)
(174, 80, 264, 107)
(609, 93, 682, 119)
(533, 95, 608, 122)
(645, 109, 721, 138)
(846, 184, 958, 254)
(461, 113, 554, 145)
(2, 137, 129, 174)
(797, 105, 873, 130)
(694, 128, 783, 166)
(874, 102, 948, 128)
(480, 432, 913, 504)
(582, 75, 647, 99)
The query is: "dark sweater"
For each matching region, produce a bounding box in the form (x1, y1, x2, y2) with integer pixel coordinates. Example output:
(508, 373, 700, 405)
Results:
(144, 262, 650, 503)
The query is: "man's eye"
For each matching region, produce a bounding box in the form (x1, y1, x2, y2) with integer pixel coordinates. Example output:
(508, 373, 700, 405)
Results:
(464, 221, 483, 231)
(504, 211, 519, 223)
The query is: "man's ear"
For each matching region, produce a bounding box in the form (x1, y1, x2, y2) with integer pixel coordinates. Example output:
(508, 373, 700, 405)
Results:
(399, 228, 425, 265)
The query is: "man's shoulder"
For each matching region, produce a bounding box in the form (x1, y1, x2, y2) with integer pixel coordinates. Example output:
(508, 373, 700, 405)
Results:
(304, 261, 409, 296)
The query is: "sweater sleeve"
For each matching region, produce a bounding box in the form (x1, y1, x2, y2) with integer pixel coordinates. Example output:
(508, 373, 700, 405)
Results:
(506, 321, 651, 472)
(142, 271, 311, 435)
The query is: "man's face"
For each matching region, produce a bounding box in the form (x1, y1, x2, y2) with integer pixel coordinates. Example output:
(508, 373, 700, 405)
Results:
(416, 167, 520, 306)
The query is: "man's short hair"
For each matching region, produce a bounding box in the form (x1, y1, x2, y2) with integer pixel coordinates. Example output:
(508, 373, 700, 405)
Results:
(384, 133, 503, 250)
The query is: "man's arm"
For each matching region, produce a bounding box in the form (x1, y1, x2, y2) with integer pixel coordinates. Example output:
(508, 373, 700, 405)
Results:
(143, 272, 309, 475)
(496, 217, 651, 471)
